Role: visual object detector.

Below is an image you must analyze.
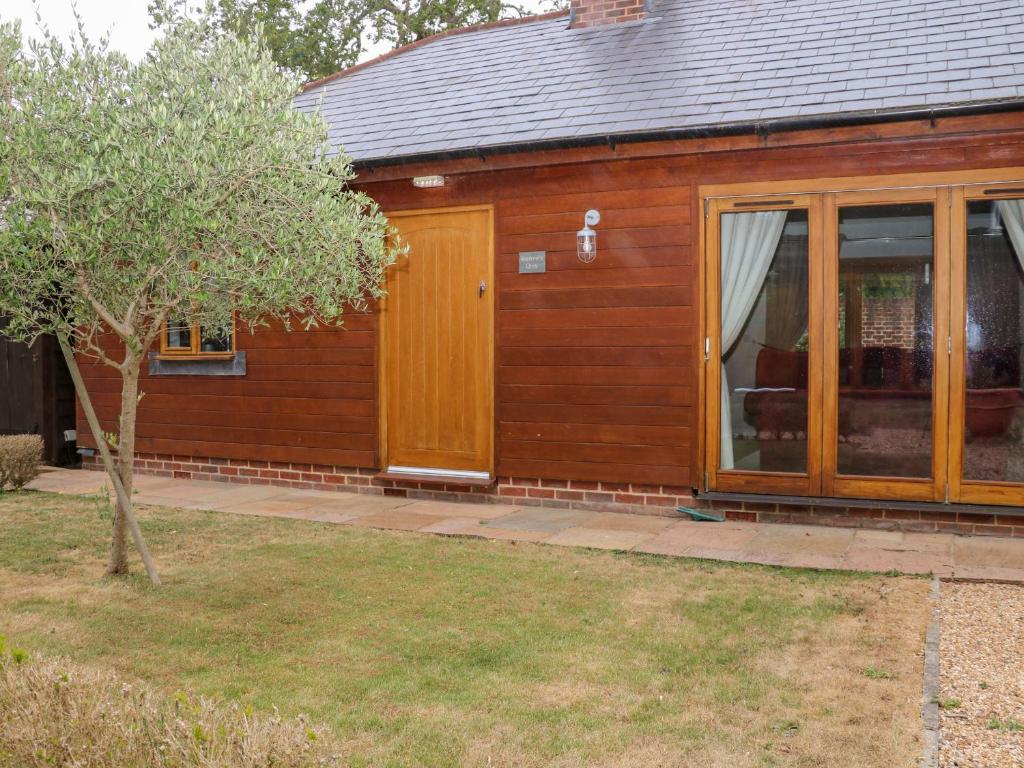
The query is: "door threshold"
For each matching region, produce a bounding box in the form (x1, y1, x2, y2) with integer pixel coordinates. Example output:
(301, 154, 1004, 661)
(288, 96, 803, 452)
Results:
(698, 490, 1024, 517)
(377, 466, 495, 488)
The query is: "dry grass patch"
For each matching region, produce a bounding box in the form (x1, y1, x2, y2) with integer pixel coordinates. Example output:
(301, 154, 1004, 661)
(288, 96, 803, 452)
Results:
(0, 644, 339, 767)
(0, 490, 930, 767)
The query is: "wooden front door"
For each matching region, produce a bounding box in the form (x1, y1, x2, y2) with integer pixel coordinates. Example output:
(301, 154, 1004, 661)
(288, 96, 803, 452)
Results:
(381, 206, 494, 476)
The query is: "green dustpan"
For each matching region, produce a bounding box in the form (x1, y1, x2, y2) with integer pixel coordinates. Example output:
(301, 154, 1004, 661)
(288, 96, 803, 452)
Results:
(677, 506, 725, 522)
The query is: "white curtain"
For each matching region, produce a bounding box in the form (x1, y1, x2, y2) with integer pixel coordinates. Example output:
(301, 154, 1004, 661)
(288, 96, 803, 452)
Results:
(720, 211, 788, 469)
(998, 200, 1024, 269)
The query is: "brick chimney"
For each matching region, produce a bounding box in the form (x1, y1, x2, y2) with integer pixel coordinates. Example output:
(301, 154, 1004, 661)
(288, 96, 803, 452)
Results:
(569, 0, 651, 28)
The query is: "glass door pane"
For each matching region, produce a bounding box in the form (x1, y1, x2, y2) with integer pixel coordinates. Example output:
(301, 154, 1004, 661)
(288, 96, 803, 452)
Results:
(720, 209, 810, 474)
(962, 198, 1024, 483)
(836, 203, 935, 478)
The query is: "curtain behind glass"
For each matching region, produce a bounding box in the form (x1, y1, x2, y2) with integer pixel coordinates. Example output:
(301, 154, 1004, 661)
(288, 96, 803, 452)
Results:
(720, 211, 787, 468)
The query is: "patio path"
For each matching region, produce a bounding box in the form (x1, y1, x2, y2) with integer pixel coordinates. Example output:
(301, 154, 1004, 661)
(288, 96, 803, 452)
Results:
(27, 467, 1024, 582)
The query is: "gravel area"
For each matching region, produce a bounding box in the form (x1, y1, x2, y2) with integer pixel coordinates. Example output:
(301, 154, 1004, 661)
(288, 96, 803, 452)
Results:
(940, 582, 1024, 767)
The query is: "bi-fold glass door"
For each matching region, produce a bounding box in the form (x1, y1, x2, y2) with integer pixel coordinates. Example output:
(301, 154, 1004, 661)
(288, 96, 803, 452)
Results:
(949, 185, 1024, 504)
(706, 185, 961, 503)
(822, 189, 949, 502)
(705, 195, 823, 496)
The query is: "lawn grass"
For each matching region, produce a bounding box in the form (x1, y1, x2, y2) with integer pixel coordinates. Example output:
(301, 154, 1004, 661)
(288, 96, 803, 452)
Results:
(0, 490, 930, 767)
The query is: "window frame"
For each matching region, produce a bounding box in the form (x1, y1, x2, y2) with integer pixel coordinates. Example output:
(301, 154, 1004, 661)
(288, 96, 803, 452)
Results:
(699, 168, 1024, 505)
(704, 194, 823, 497)
(157, 316, 237, 360)
(949, 183, 1024, 505)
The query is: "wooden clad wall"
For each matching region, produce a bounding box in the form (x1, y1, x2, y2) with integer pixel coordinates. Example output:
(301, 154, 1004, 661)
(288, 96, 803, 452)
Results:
(76, 115, 1024, 490)
(368, 160, 697, 486)
(78, 313, 379, 468)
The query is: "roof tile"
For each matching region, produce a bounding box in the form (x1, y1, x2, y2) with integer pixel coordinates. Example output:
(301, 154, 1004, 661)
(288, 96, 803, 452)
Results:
(296, 0, 1024, 162)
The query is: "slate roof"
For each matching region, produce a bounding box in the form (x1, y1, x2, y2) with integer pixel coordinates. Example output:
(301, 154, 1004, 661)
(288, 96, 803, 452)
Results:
(294, 0, 1024, 165)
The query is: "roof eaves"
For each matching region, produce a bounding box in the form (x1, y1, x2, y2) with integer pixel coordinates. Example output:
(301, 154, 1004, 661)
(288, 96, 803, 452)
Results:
(352, 97, 1024, 170)
(301, 10, 570, 94)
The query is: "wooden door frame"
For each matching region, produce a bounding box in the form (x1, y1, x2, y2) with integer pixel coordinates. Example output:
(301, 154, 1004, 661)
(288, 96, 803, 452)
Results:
(699, 167, 1024, 503)
(949, 183, 1024, 505)
(377, 203, 496, 476)
(823, 186, 949, 503)
(703, 194, 824, 496)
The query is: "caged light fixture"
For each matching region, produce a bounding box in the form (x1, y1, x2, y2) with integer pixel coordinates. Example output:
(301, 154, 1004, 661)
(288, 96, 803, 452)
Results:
(576, 209, 601, 263)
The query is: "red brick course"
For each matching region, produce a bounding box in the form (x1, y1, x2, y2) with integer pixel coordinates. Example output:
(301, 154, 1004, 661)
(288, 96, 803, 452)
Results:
(693, 498, 1024, 538)
(570, 0, 646, 28)
(81, 452, 692, 517)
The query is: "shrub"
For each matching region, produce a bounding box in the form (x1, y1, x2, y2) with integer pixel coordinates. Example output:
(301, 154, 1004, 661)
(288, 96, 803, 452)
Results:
(0, 434, 43, 491)
(0, 644, 343, 767)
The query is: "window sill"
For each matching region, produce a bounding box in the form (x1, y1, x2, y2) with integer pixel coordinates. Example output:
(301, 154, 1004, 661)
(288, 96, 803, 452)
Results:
(155, 353, 236, 361)
(147, 351, 246, 376)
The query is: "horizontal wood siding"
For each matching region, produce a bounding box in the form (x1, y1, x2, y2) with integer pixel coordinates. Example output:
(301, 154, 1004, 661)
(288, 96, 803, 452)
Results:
(368, 160, 697, 486)
(76, 114, 1024, 490)
(78, 314, 379, 468)
(497, 178, 694, 485)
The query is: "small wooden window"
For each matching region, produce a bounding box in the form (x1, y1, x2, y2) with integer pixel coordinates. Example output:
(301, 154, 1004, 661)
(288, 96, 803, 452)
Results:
(159, 318, 235, 359)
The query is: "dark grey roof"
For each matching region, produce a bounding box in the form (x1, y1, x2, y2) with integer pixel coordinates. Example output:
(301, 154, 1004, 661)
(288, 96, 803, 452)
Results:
(294, 0, 1024, 164)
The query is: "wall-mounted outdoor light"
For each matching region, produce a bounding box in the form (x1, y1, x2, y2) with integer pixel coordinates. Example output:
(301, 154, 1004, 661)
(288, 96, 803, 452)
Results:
(412, 175, 445, 188)
(577, 209, 601, 263)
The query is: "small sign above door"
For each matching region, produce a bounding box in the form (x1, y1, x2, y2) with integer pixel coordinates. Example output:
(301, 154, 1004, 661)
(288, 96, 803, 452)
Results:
(518, 251, 546, 274)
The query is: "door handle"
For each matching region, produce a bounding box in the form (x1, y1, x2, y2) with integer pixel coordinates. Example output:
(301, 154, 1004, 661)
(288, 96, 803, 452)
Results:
(479, 280, 487, 297)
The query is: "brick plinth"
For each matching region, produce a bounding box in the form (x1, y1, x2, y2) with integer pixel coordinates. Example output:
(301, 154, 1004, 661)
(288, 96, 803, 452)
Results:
(81, 452, 692, 517)
(692, 498, 1024, 538)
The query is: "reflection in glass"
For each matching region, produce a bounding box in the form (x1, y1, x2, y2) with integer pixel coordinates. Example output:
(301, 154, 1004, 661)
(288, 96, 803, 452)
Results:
(963, 199, 1024, 483)
(166, 320, 191, 349)
(837, 204, 934, 478)
(720, 210, 809, 472)
(200, 327, 233, 353)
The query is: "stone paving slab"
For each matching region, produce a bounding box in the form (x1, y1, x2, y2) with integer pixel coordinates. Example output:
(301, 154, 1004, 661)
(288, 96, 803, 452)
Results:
(952, 536, 1024, 567)
(23, 468, 1024, 581)
(401, 500, 519, 520)
(635, 521, 760, 557)
(302, 496, 410, 517)
(217, 497, 320, 515)
(417, 516, 552, 543)
(841, 547, 955, 577)
(543, 527, 655, 551)
(253, 495, 381, 516)
(194, 485, 289, 507)
(581, 512, 677, 534)
(484, 508, 595, 533)
(347, 509, 451, 532)
(748, 525, 855, 556)
(131, 476, 185, 492)
(29, 469, 108, 495)
(851, 529, 954, 556)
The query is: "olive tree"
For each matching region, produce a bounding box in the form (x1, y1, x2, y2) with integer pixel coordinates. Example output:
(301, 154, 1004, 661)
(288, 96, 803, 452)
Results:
(0, 12, 395, 584)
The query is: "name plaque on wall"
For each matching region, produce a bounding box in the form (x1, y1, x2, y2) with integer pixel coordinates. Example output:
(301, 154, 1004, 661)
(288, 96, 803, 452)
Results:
(518, 251, 546, 274)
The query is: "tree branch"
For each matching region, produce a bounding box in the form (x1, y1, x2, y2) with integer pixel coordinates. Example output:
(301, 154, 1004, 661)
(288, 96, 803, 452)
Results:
(75, 269, 132, 340)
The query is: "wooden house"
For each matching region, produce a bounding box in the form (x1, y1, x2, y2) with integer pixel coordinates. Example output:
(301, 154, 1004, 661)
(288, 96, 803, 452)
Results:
(78, 0, 1024, 534)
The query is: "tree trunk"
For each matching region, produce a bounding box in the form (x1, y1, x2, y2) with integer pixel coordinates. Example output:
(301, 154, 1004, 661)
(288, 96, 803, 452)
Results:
(56, 333, 161, 585)
(108, 362, 140, 575)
